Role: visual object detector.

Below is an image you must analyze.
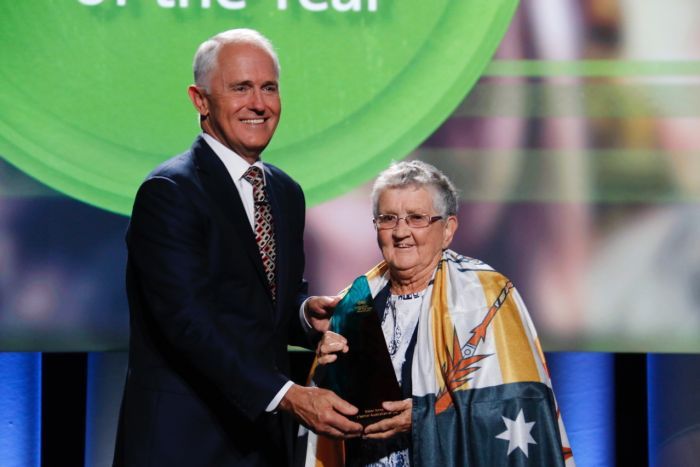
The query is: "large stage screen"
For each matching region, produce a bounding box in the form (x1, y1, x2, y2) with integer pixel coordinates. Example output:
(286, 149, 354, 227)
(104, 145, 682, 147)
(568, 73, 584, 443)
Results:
(1, 0, 699, 352)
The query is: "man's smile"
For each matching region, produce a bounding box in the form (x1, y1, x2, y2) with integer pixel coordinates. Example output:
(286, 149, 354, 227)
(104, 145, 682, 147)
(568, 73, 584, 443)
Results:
(240, 118, 266, 125)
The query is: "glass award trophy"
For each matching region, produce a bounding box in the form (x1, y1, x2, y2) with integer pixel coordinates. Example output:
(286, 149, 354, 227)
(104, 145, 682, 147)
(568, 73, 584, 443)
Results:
(315, 275, 402, 426)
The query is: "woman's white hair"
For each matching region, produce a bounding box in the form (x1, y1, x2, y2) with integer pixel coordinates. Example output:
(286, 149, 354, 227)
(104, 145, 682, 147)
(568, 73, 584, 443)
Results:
(192, 28, 280, 92)
(371, 160, 459, 217)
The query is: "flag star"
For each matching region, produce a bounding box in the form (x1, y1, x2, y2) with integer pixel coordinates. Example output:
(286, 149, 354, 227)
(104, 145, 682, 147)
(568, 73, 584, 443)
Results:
(496, 409, 537, 457)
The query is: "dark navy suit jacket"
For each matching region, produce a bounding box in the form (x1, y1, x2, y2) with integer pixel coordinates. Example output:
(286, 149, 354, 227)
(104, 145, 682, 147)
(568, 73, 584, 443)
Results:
(114, 136, 308, 466)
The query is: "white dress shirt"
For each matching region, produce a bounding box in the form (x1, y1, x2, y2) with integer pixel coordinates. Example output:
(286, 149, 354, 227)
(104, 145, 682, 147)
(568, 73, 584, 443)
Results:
(201, 133, 294, 412)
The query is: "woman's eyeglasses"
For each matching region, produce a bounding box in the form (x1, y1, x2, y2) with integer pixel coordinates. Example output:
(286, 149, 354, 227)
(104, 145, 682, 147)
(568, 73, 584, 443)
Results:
(373, 214, 443, 230)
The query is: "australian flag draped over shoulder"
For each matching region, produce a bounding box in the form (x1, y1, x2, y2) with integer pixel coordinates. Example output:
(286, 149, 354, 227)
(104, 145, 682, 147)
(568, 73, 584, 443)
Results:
(299, 250, 574, 466)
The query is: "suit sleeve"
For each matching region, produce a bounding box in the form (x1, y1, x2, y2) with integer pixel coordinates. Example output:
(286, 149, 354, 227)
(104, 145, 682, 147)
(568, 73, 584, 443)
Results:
(127, 175, 288, 420)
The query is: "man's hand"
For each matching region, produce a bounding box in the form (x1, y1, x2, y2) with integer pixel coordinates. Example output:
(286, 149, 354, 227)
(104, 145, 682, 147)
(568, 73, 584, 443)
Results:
(316, 331, 349, 365)
(362, 399, 412, 440)
(279, 384, 363, 439)
(304, 295, 341, 333)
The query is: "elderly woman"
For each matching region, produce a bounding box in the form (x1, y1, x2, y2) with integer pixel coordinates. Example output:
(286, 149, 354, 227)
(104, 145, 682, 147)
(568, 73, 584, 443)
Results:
(302, 161, 574, 467)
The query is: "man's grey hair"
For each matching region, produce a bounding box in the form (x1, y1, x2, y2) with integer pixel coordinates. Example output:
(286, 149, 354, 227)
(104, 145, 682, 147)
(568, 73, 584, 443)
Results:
(371, 160, 459, 217)
(193, 28, 280, 92)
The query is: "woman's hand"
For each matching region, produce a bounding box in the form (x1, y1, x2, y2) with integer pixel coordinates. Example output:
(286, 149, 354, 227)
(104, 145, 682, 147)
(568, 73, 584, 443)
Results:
(316, 331, 349, 365)
(362, 399, 412, 439)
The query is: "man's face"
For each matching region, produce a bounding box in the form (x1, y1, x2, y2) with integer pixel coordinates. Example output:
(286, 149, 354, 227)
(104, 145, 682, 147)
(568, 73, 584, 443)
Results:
(189, 42, 281, 162)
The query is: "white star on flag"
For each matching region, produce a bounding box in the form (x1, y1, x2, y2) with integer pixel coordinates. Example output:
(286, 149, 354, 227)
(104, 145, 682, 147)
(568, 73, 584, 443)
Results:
(496, 409, 537, 457)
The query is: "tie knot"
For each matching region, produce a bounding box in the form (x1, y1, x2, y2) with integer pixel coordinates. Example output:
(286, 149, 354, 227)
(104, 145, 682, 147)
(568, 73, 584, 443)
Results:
(243, 165, 264, 188)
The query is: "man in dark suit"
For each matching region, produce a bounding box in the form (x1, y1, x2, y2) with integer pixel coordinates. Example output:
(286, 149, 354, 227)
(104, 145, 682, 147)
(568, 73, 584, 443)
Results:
(114, 28, 363, 466)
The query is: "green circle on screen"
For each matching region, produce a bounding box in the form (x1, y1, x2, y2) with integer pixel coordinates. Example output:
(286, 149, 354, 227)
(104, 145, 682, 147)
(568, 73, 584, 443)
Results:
(0, 0, 517, 214)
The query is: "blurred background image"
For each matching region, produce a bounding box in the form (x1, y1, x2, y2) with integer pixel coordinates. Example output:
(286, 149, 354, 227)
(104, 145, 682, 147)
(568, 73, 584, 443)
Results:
(1, 0, 699, 354)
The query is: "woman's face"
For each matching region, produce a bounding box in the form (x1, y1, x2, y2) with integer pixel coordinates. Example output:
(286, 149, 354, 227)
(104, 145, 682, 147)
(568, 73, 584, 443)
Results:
(375, 186, 458, 280)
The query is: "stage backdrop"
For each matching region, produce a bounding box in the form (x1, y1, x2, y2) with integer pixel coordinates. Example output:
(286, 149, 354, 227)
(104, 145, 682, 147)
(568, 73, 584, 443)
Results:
(0, 0, 517, 214)
(2, 0, 700, 354)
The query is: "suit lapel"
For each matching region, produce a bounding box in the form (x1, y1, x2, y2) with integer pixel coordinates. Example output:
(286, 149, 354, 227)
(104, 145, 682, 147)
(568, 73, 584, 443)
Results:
(192, 137, 270, 299)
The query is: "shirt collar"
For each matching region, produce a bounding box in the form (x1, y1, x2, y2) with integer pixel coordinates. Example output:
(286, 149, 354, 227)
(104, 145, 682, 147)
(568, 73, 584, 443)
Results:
(201, 132, 266, 185)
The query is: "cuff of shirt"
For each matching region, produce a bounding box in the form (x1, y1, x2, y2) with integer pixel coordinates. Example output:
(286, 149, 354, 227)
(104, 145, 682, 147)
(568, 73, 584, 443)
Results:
(299, 297, 313, 334)
(265, 380, 294, 412)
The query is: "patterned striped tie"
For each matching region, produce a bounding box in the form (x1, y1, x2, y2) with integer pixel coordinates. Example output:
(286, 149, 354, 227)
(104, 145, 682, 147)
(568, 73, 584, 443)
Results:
(243, 166, 276, 299)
